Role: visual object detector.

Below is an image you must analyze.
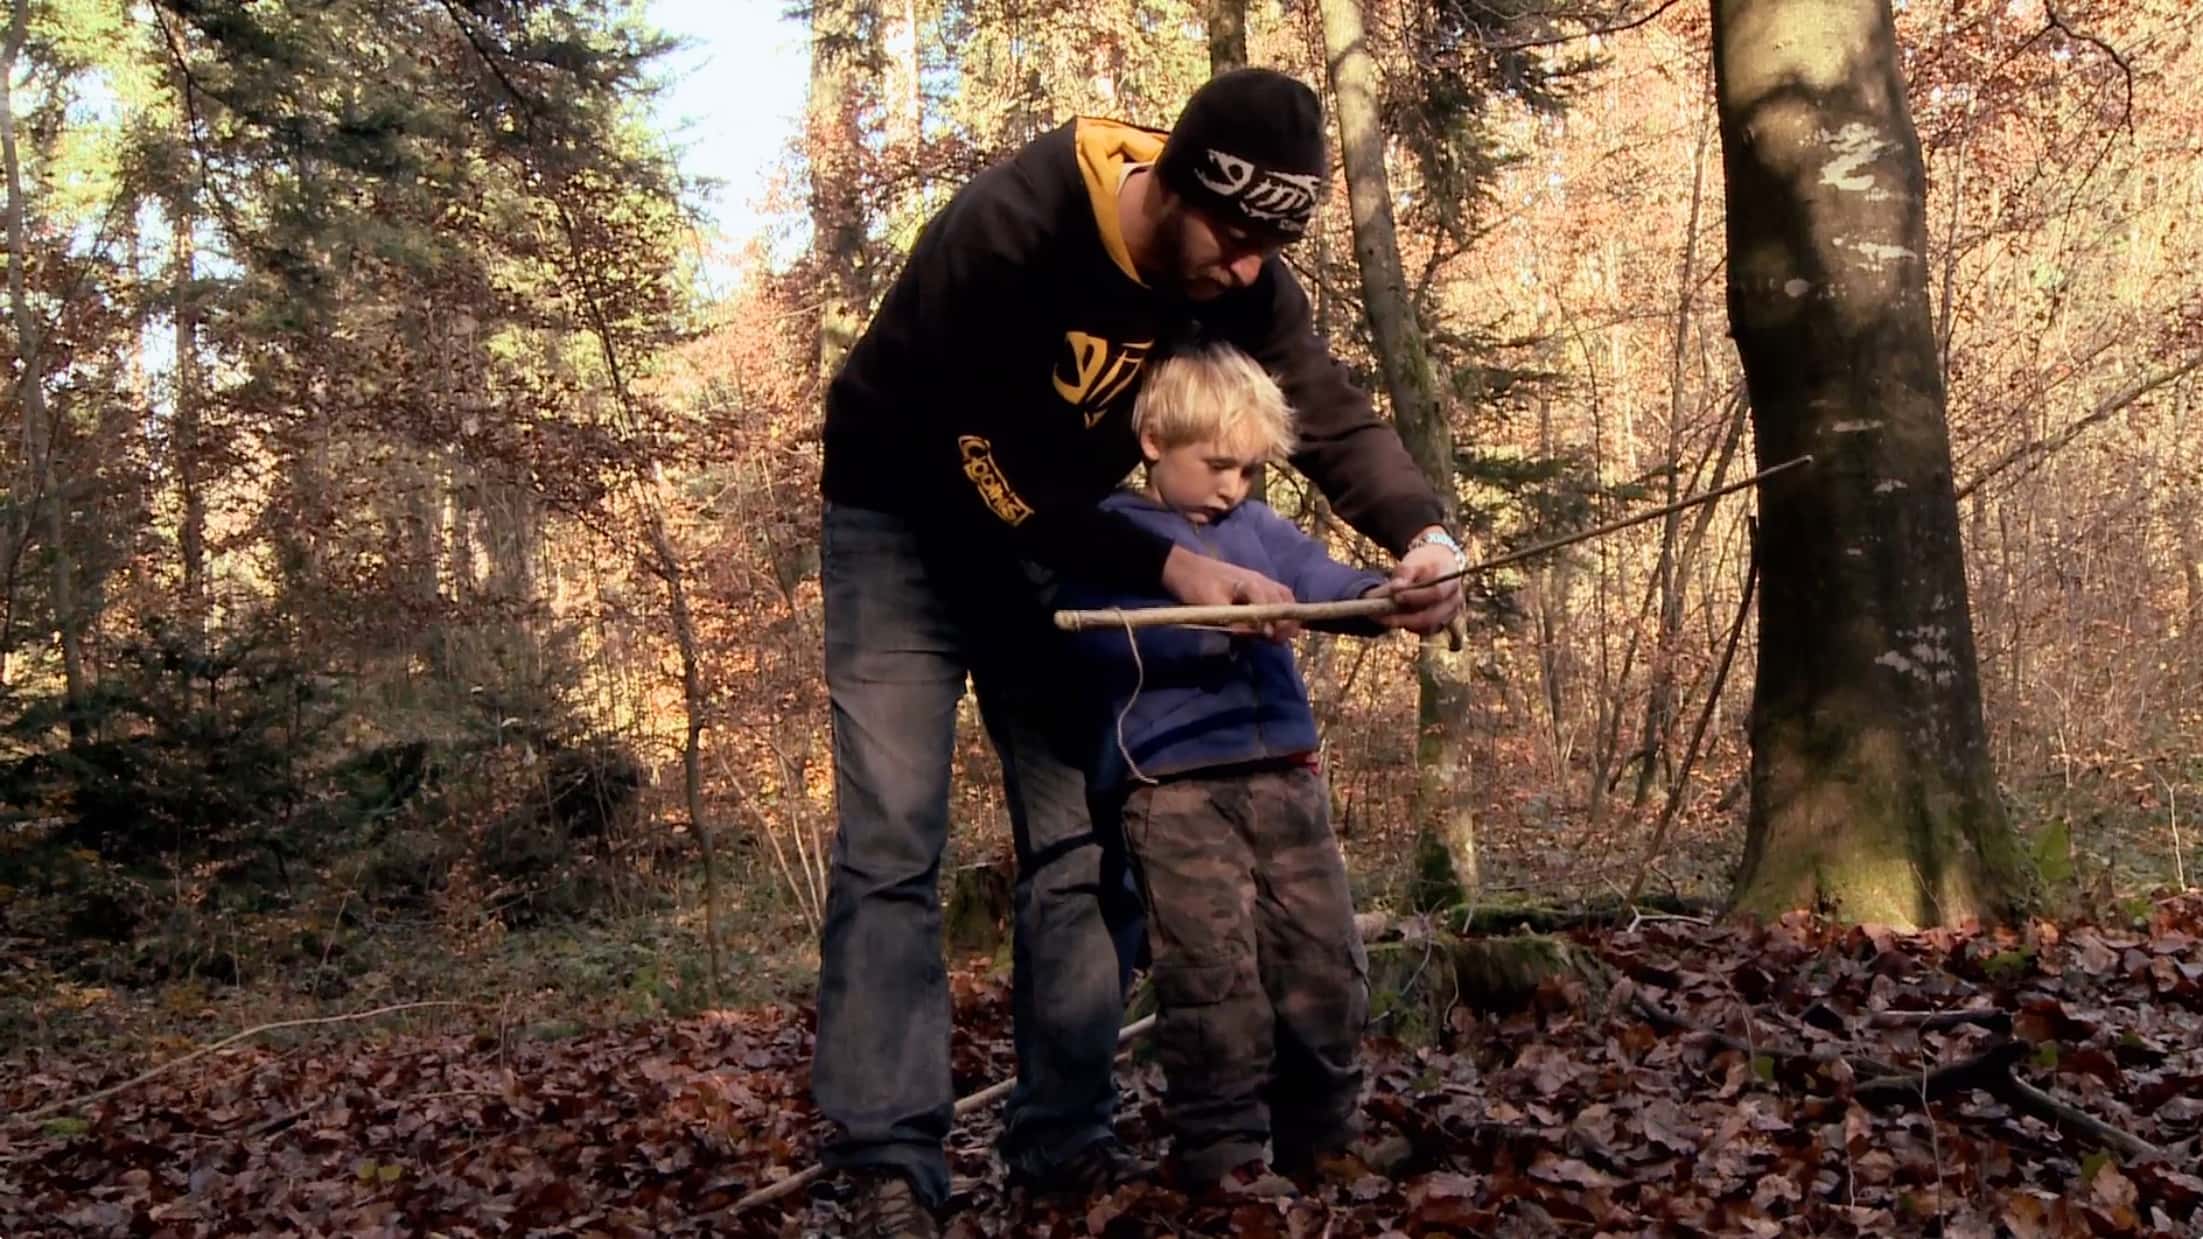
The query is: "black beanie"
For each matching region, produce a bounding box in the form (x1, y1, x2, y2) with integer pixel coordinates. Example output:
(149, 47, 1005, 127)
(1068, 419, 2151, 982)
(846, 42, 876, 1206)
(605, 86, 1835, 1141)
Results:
(1155, 68, 1327, 239)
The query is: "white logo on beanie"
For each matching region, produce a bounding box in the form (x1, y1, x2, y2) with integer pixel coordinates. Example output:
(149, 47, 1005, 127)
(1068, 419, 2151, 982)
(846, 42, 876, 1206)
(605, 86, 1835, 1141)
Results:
(1194, 148, 1321, 234)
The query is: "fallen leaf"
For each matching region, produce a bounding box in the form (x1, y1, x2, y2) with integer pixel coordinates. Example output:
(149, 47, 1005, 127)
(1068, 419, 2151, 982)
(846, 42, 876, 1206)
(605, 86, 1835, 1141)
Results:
(1527, 1152, 1623, 1189)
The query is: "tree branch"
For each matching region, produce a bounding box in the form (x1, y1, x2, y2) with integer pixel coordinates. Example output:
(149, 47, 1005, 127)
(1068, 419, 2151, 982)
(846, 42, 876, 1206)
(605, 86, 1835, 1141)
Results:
(1954, 355, 2203, 500)
(2037, 1, 2135, 136)
(1474, 0, 1684, 53)
(2001, 1072, 2170, 1164)
(16, 1001, 473, 1123)
(431, 0, 543, 136)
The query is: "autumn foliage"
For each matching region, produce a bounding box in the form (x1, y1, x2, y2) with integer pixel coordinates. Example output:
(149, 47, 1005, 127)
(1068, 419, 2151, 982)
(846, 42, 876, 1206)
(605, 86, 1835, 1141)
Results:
(2, 0, 2201, 1232)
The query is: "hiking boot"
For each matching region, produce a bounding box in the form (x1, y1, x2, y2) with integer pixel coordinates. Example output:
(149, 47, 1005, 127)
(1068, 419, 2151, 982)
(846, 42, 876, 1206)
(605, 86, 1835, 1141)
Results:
(848, 1169, 939, 1239)
(1011, 1138, 1157, 1197)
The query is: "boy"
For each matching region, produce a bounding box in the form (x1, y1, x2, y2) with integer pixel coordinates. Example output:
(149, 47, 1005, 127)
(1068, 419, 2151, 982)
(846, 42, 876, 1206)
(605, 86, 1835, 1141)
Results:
(1065, 343, 1386, 1189)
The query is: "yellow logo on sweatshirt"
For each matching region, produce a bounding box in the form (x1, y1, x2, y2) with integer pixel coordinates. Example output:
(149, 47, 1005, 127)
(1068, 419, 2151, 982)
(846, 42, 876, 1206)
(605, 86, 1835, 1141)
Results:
(1053, 331, 1151, 426)
(958, 436, 1033, 525)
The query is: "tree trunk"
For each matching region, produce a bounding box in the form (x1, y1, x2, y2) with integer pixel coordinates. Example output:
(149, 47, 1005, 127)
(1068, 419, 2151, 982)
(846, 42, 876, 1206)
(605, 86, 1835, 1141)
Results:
(3, 0, 88, 744)
(2180, 497, 2202, 655)
(172, 202, 206, 628)
(1204, 0, 1246, 75)
(2181, 388, 2202, 656)
(1632, 100, 1716, 810)
(808, 0, 871, 380)
(1714, 0, 2027, 928)
(1205, 0, 1252, 499)
(1320, 0, 1475, 905)
(648, 513, 723, 1004)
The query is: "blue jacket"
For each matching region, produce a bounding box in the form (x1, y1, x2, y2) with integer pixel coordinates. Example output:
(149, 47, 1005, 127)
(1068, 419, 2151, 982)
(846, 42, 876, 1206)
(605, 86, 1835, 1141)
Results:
(1064, 492, 1387, 794)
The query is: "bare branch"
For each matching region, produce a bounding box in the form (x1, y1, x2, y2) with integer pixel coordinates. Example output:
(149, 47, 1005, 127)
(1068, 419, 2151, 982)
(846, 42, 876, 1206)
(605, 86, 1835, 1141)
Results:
(1955, 355, 2203, 501)
(1474, 0, 1684, 54)
(2038, 0, 2136, 136)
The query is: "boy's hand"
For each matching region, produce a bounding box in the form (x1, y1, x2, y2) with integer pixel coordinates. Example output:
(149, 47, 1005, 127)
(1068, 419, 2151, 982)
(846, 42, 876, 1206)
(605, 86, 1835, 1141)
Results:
(1161, 544, 1300, 641)
(1376, 531, 1467, 635)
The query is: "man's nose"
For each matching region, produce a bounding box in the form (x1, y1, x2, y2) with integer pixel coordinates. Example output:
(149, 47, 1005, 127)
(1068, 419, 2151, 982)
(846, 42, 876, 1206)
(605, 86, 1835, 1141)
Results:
(1226, 252, 1263, 288)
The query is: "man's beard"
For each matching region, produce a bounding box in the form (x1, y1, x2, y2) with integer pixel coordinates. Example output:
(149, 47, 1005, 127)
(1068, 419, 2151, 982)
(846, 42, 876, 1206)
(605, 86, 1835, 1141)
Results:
(1147, 200, 1221, 302)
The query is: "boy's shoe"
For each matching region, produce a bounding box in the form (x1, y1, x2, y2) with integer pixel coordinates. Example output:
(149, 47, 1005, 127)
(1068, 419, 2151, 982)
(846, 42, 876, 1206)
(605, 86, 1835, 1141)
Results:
(1275, 1148, 1365, 1193)
(848, 1169, 940, 1239)
(1011, 1138, 1157, 1197)
(1176, 1156, 1298, 1201)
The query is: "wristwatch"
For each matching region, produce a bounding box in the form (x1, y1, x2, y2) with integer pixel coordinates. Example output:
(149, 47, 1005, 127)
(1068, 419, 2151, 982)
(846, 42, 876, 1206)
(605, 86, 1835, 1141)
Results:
(1407, 527, 1468, 572)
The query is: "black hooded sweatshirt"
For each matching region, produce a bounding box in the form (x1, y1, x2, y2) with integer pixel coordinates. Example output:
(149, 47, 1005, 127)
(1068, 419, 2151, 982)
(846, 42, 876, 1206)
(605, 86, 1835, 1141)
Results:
(820, 117, 1445, 590)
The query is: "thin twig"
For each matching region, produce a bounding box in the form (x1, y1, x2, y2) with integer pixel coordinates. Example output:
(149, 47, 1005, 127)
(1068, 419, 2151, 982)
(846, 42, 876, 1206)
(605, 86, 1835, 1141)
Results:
(1626, 518, 1758, 903)
(751, 726, 832, 918)
(2038, 0, 2135, 136)
(2157, 770, 2187, 891)
(713, 744, 821, 931)
(712, 1014, 1160, 1219)
(1473, 0, 1685, 54)
(1923, 1050, 1947, 1226)
(16, 1001, 472, 1123)
(1955, 357, 2200, 500)
(1624, 910, 1713, 932)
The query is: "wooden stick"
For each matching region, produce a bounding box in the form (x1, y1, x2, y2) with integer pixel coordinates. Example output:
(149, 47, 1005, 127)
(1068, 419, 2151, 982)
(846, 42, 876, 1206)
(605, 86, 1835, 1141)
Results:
(1999, 1073, 2170, 1163)
(15, 1000, 472, 1124)
(1868, 1008, 2015, 1034)
(717, 1013, 1160, 1218)
(1055, 455, 1812, 633)
(1058, 595, 1395, 632)
(1853, 1039, 2028, 1107)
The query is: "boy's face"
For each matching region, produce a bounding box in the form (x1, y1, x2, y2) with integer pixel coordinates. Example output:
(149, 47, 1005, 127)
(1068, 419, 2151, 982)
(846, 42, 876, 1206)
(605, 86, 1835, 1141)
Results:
(1142, 429, 1265, 523)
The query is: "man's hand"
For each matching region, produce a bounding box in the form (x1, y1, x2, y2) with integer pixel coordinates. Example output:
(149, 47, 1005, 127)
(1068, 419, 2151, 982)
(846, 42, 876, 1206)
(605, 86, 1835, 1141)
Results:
(1375, 528, 1468, 635)
(1160, 544, 1300, 641)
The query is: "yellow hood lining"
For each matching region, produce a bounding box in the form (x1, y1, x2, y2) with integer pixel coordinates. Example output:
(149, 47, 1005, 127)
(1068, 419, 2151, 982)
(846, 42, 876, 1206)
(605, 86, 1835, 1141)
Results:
(1074, 117, 1167, 286)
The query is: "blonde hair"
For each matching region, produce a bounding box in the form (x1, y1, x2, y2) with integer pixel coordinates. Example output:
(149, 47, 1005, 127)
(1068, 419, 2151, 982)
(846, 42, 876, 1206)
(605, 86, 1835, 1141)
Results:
(1133, 344, 1297, 462)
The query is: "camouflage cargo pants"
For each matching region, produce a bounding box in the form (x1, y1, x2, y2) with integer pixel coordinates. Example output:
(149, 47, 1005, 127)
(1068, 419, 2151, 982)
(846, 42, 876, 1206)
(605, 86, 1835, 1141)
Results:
(1120, 763, 1369, 1182)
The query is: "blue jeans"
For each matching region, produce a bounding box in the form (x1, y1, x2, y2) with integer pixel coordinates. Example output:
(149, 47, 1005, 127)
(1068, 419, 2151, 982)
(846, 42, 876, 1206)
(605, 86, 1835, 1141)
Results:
(812, 503, 1142, 1206)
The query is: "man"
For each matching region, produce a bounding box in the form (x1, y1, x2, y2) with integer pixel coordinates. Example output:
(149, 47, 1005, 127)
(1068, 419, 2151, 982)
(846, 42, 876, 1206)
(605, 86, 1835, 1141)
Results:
(813, 69, 1467, 1238)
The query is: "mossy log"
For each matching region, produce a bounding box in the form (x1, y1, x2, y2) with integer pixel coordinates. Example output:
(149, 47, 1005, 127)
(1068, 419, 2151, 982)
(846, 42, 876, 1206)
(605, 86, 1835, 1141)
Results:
(1119, 931, 1600, 1046)
(1365, 931, 1612, 1044)
(1356, 894, 1715, 942)
(943, 858, 1013, 957)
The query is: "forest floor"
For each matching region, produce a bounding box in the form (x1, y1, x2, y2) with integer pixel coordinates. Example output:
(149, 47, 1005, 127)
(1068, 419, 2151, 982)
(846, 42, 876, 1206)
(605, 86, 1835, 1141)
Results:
(4, 886, 2198, 1237)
